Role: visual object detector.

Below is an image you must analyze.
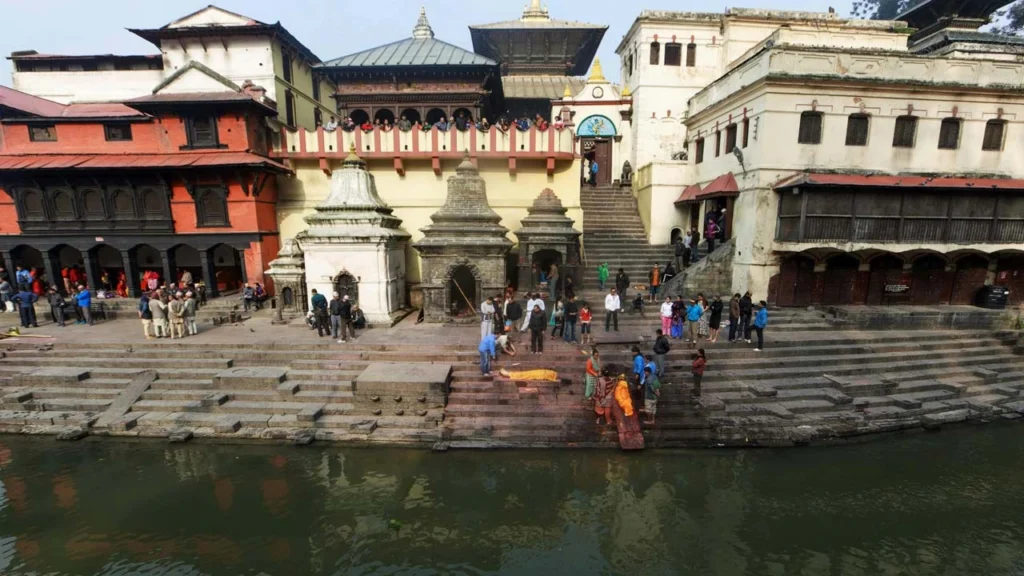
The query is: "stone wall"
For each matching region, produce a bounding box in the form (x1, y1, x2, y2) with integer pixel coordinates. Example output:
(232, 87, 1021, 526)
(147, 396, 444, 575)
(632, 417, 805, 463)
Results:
(661, 239, 735, 298)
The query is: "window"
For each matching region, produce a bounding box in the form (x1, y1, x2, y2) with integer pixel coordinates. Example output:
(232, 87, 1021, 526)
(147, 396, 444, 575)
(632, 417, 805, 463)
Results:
(650, 42, 660, 65)
(314, 108, 323, 127)
(627, 55, 633, 76)
(937, 118, 960, 150)
(742, 118, 750, 148)
(798, 111, 823, 144)
(725, 124, 737, 153)
(196, 186, 229, 227)
(185, 116, 219, 148)
(695, 138, 705, 164)
(282, 52, 293, 84)
(285, 90, 296, 128)
(714, 131, 721, 157)
(104, 124, 133, 141)
(686, 43, 697, 67)
(845, 114, 869, 146)
(892, 115, 917, 148)
(28, 125, 57, 142)
(664, 43, 682, 66)
(312, 78, 321, 101)
(983, 119, 1006, 151)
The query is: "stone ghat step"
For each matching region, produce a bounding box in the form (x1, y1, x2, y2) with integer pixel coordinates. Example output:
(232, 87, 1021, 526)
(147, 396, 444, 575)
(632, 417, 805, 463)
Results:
(0, 356, 233, 369)
(702, 351, 1023, 384)
(128, 411, 440, 431)
(0, 410, 99, 427)
(693, 343, 1014, 373)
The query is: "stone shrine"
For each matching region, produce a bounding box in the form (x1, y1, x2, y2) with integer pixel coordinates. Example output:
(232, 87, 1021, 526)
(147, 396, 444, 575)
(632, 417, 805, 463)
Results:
(295, 146, 410, 325)
(515, 189, 582, 294)
(264, 239, 307, 323)
(414, 154, 512, 322)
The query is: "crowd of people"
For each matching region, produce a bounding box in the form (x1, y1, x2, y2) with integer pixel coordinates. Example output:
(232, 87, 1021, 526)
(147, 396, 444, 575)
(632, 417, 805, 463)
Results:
(306, 289, 366, 342)
(322, 111, 565, 134)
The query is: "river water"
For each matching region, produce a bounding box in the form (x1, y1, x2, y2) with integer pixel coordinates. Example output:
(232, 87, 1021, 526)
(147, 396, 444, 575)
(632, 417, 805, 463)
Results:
(0, 425, 1022, 576)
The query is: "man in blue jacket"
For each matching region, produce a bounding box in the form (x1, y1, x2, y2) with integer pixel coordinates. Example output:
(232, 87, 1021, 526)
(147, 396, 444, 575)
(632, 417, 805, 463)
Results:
(752, 301, 769, 352)
(75, 285, 93, 325)
(685, 298, 704, 345)
(478, 332, 496, 376)
(13, 286, 38, 328)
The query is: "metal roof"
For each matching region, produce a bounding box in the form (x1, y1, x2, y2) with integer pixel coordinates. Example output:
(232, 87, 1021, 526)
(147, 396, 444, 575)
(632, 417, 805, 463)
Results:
(775, 172, 1024, 190)
(674, 184, 702, 204)
(319, 37, 495, 69)
(470, 19, 606, 30)
(697, 173, 740, 200)
(0, 152, 291, 173)
(0, 86, 144, 119)
(502, 75, 585, 100)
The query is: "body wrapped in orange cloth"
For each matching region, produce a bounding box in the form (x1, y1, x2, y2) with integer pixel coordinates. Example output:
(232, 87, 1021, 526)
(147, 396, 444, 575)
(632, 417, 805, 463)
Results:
(498, 369, 558, 381)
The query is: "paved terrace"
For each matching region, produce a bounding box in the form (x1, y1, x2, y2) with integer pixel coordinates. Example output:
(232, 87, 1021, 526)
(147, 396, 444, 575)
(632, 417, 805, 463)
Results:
(0, 303, 1022, 449)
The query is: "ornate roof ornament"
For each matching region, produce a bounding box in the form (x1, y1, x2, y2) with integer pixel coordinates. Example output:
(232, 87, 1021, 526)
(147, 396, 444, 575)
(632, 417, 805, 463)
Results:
(522, 0, 550, 21)
(412, 6, 434, 39)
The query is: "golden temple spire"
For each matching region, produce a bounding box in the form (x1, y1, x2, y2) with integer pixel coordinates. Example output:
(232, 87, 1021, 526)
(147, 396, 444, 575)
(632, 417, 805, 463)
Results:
(522, 0, 550, 21)
(588, 58, 607, 83)
(563, 84, 572, 98)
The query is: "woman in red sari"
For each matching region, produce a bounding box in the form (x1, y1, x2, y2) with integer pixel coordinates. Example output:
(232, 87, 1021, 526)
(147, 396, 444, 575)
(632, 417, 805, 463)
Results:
(116, 271, 128, 297)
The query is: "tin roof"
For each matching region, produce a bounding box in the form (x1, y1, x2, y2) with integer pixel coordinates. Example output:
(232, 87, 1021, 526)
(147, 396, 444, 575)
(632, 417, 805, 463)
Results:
(674, 183, 703, 204)
(0, 86, 144, 119)
(696, 173, 740, 200)
(775, 172, 1024, 191)
(0, 152, 291, 173)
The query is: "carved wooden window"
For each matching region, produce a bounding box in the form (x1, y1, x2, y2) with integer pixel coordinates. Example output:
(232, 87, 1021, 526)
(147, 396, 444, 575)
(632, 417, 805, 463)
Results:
(140, 188, 165, 217)
(892, 115, 917, 148)
(742, 118, 749, 148)
(798, 111, 823, 144)
(664, 43, 682, 66)
(52, 190, 75, 219)
(185, 116, 219, 148)
(686, 43, 697, 67)
(938, 118, 961, 150)
(695, 138, 705, 164)
(29, 125, 57, 142)
(725, 124, 737, 153)
(649, 42, 660, 65)
(285, 90, 296, 128)
(983, 119, 1006, 151)
(845, 114, 869, 146)
(82, 189, 106, 219)
(282, 52, 293, 84)
(112, 189, 135, 217)
(21, 190, 44, 220)
(714, 131, 721, 157)
(196, 186, 229, 227)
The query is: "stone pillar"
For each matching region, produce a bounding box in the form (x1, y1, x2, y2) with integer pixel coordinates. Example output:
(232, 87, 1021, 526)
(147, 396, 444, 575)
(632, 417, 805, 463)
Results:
(121, 250, 140, 298)
(238, 248, 249, 285)
(199, 250, 219, 297)
(81, 251, 99, 292)
(40, 249, 62, 294)
(0, 250, 16, 285)
(160, 249, 176, 288)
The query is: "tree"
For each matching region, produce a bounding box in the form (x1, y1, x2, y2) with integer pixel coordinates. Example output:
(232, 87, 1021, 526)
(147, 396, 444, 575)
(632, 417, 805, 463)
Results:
(850, 0, 1024, 35)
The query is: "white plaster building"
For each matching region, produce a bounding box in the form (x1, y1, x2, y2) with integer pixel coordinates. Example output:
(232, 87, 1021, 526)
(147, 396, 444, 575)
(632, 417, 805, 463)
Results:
(9, 6, 334, 130)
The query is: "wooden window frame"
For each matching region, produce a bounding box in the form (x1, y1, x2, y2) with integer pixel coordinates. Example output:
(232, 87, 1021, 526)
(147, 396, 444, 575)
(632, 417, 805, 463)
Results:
(282, 52, 293, 84)
(184, 116, 220, 149)
(195, 185, 231, 228)
(686, 43, 697, 67)
(845, 114, 869, 146)
(982, 119, 1006, 151)
(937, 118, 961, 150)
(892, 115, 918, 148)
(103, 123, 133, 142)
(695, 138, 705, 164)
(664, 43, 682, 67)
(649, 42, 660, 66)
(285, 90, 296, 129)
(798, 111, 823, 145)
(714, 131, 721, 157)
(742, 118, 749, 148)
(28, 124, 57, 142)
(725, 124, 737, 153)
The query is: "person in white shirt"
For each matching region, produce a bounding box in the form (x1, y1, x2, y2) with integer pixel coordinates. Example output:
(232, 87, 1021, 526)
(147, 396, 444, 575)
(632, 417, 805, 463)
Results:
(520, 293, 545, 331)
(480, 297, 495, 340)
(660, 296, 674, 335)
(325, 116, 339, 131)
(604, 288, 621, 332)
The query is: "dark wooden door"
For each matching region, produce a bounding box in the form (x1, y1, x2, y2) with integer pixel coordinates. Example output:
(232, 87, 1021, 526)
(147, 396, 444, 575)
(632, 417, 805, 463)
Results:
(593, 140, 612, 185)
(996, 256, 1024, 305)
(777, 256, 816, 307)
(823, 270, 858, 305)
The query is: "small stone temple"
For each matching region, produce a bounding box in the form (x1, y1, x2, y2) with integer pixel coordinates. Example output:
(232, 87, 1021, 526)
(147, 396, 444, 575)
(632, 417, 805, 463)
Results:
(264, 239, 307, 323)
(414, 154, 512, 322)
(295, 146, 410, 325)
(515, 188, 582, 294)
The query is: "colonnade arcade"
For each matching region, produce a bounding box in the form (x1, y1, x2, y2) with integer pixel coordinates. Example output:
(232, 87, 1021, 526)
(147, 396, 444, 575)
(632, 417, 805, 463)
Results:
(0, 237, 252, 298)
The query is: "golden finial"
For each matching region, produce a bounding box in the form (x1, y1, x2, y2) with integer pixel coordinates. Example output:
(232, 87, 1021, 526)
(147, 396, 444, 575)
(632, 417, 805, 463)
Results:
(563, 84, 572, 98)
(621, 85, 632, 97)
(345, 142, 361, 161)
(588, 58, 607, 83)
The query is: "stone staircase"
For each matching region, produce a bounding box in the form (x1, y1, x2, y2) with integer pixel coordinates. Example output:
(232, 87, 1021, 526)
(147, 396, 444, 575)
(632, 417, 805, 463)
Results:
(580, 185, 676, 296)
(0, 325, 1022, 448)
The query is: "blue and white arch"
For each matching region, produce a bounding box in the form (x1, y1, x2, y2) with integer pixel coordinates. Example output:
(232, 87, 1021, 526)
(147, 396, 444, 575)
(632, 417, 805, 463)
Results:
(576, 115, 617, 138)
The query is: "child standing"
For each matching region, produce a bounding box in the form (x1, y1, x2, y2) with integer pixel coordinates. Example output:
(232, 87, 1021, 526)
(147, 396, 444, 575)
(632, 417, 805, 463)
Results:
(579, 303, 593, 345)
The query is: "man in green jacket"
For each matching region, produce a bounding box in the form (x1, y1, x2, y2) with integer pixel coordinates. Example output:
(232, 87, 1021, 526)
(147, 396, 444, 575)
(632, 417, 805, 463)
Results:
(597, 262, 609, 291)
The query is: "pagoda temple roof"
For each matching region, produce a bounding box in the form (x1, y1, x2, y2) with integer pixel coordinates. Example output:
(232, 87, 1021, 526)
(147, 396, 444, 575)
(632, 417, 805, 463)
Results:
(319, 8, 496, 70)
(469, 1, 606, 77)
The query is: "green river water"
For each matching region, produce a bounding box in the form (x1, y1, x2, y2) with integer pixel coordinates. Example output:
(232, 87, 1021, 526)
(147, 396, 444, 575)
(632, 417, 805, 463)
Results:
(0, 425, 1021, 576)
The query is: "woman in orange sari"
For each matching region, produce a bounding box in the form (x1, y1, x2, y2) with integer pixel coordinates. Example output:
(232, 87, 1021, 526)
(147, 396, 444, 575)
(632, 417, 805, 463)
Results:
(116, 271, 128, 297)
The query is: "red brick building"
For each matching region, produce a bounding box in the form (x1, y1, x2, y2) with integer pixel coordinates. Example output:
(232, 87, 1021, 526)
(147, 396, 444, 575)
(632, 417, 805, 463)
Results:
(0, 67, 290, 298)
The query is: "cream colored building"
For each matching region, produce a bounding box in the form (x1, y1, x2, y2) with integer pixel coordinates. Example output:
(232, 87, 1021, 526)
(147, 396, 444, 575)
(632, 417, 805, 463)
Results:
(618, 8, 905, 244)
(273, 126, 580, 297)
(685, 23, 1024, 306)
(9, 6, 333, 130)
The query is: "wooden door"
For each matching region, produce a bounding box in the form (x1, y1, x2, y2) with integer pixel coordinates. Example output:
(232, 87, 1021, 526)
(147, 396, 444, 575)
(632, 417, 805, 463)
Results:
(822, 255, 860, 305)
(996, 256, 1024, 305)
(777, 256, 816, 307)
(951, 256, 990, 305)
(593, 140, 612, 185)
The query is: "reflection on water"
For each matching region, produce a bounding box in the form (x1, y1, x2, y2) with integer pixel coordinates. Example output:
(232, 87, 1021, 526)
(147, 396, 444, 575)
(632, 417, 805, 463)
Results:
(0, 425, 1022, 575)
